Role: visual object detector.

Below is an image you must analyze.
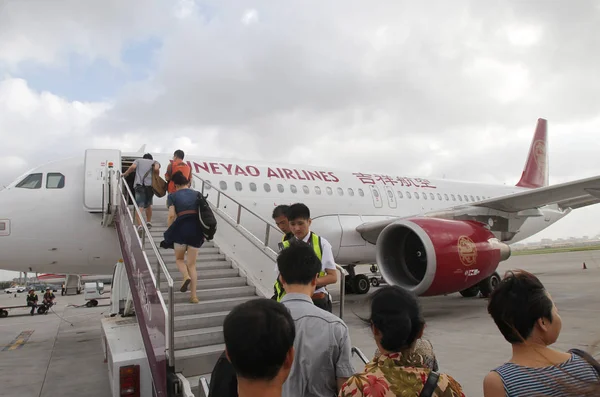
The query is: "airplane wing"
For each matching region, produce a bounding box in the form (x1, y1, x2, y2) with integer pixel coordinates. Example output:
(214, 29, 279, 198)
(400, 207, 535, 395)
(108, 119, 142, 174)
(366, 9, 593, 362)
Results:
(356, 175, 600, 244)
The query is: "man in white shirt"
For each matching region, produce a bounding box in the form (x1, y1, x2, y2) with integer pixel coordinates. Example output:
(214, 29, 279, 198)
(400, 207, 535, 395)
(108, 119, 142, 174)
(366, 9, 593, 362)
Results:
(276, 203, 338, 312)
(123, 153, 160, 231)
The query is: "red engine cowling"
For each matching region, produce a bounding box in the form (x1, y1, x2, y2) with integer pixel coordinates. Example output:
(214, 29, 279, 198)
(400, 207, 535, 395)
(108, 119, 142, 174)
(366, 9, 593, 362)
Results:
(376, 218, 511, 296)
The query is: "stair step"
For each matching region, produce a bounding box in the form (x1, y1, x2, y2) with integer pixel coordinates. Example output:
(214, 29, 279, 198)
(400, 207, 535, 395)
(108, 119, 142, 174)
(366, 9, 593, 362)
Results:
(185, 375, 202, 397)
(174, 311, 230, 332)
(165, 261, 232, 272)
(175, 344, 225, 377)
(174, 296, 258, 316)
(160, 277, 248, 293)
(150, 247, 221, 255)
(169, 286, 255, 304)
(174, 326, 224, 350)
(169, 268, 239, 282)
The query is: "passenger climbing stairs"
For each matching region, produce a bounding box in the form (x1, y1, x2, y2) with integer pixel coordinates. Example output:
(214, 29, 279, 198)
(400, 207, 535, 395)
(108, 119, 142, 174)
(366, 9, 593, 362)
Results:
(148, 213, 259, 397)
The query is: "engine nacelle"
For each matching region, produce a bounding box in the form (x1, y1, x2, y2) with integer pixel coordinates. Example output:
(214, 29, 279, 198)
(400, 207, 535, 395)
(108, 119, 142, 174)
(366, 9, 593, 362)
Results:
(376, 218, 511, 296)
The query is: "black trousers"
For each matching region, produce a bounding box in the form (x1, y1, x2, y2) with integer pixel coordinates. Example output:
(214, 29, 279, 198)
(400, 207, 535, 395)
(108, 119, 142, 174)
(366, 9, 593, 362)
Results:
(312, 294, 332, 313)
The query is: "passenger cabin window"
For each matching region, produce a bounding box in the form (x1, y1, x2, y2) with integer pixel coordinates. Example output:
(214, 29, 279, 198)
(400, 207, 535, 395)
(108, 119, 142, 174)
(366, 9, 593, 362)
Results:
(326, 187, 333, 195)
(458, 195, 463, 201)
(337, 187, 344, 196)
(219, 181, 228, 190)
(451, 194, 456, 201)
(464, 195, 469, 202)
(406, 191, 412, 199)
(46, 173, 65, 189)
(437, 193, 442, 200)
(414, 192, 420, 199)
(397, 191, 404, 199)
(16, 173, 43, 189)
(277, 184, 284, 193)
(235, 181, 243, 191)
(348, 188, 355, 196)
(315, 186, 322, 195)
(470, 195, 474, 201)
(290, 185, 298, 194)
(476, 195, 481, 201)
(249, 182, 257, 192)
(444, 194, 449, 201)
(264, 183, 271, 192)
(422, 192, 427, 200)
(205, 180, 212, 190)
(303, 185, 309, 194)
(358, 189, 364, 197)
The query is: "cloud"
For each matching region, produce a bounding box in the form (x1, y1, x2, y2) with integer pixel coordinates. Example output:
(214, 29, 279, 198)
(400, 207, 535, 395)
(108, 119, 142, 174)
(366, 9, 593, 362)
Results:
(2, 0, 600, 241)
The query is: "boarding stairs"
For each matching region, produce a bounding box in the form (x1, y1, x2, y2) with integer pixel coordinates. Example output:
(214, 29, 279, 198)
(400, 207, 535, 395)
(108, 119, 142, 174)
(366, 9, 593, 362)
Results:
(103, 163, 346, 397)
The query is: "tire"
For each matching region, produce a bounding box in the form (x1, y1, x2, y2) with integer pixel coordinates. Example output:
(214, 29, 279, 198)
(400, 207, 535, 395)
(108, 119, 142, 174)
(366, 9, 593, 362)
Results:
(344, 278, 355, 294)
(479, 272, 502, 298)
(460, 285, 480, 298)
(85, 301, 93, 308)
(37, 306, 47, 315)
(91, 300, 99, 307)
(353, 274, 371, 295)
(370, 278, 380, 287)
(0, 310, 8, 318)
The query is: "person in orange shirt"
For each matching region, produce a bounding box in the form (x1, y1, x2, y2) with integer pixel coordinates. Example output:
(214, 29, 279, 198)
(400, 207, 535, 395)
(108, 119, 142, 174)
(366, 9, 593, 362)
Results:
(165, 150, 192, 194)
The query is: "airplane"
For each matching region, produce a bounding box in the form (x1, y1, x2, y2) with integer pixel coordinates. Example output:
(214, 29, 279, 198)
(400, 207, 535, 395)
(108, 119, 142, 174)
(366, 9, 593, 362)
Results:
(1, 118, 599, 299)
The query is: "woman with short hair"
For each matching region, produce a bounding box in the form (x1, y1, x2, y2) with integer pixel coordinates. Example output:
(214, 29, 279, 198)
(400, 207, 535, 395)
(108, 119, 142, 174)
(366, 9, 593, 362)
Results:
(484, 270, 600, 396)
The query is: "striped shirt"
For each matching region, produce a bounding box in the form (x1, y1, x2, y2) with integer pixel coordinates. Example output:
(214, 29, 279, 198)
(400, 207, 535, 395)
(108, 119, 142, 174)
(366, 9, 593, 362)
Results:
(493, 352, 600, 396)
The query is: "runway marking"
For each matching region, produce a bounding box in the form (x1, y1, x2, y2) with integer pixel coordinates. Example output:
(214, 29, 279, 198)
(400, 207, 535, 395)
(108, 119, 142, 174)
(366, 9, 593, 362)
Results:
(2, 330, 34, 351)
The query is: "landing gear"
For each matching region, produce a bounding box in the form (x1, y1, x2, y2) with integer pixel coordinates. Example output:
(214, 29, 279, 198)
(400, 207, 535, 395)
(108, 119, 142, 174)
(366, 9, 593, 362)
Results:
(479, 272, 501, 298)
(342, 265, 371, 295)
(459, 285, 480, 298)
(0, 309, 8, 318)
(459, 271, 502, 298)
(353, 274, 371, 294)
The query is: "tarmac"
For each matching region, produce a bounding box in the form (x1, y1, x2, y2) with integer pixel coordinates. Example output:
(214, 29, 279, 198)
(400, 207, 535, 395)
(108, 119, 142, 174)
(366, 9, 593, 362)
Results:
(0, 250, 599, 397)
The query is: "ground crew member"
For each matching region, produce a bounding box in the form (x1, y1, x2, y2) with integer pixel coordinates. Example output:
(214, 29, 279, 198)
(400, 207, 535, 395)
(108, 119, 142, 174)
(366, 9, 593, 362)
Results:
(26, 289, 38, 316)
(165, 149, 192, 194)
(272, 205, 294, 244)
(273, 203, 338, 312)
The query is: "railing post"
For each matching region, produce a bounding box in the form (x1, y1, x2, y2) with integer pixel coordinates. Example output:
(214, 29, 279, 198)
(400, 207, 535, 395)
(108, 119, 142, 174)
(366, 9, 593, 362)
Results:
(169, 286, 175, 366)
(265, 224, 270, 247)
(236, 205, 242, 225)
(156, 261, 161, 290)
(336, 265, 345, 320)
(216, 192, 221, 208)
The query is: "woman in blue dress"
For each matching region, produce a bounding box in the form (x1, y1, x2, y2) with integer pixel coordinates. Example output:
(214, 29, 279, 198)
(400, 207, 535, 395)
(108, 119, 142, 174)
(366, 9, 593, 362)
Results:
(160, 171, 204, 303)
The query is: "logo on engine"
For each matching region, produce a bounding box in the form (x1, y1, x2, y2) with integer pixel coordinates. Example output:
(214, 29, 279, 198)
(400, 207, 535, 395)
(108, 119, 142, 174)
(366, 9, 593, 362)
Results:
(457, 236, 477, 267)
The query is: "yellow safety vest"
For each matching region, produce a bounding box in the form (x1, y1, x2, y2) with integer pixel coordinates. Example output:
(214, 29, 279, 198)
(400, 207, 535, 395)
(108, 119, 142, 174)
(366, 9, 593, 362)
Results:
(273, 232, 326, 302)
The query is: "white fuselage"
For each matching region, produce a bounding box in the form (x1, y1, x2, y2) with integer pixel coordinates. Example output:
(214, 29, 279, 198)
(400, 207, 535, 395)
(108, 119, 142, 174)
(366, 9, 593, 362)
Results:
(0, 152, 568, 275)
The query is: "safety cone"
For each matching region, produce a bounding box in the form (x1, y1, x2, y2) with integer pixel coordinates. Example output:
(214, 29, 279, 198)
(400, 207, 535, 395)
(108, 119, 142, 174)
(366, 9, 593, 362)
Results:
(583, 262, 587, 270)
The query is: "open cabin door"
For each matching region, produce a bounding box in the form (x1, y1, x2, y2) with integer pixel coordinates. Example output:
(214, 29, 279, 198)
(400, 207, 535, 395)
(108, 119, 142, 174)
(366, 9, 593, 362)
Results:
(83, 149, 121, 213)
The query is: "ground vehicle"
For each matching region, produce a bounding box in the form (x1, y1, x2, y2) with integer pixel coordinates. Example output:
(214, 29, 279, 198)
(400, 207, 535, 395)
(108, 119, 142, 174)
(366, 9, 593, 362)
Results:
(4, 286, 26, 294)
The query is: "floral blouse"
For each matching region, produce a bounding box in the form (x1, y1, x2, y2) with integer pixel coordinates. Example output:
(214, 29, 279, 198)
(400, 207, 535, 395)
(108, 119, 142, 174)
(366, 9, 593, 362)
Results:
(338, 350, 465, 397)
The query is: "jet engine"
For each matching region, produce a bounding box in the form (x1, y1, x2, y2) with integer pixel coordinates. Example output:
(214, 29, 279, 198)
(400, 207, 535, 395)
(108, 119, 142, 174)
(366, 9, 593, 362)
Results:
(376, 218, 511, 296)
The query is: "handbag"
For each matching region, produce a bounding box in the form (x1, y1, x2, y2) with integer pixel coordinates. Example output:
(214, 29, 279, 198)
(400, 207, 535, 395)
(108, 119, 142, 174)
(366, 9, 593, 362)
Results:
(151, 163, 167, 197)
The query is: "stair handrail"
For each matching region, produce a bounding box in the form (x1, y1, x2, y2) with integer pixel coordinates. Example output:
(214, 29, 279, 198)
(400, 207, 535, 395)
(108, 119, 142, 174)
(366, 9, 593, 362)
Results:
(194, 175, 282, 261)
(118, 178, 176, 373)
(351, 346, 370, 365)
(193, 174, 346, 319)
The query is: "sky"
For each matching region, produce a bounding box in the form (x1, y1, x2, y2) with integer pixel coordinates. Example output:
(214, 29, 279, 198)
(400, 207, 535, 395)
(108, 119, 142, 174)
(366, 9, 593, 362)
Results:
(1, 0, 600, 280)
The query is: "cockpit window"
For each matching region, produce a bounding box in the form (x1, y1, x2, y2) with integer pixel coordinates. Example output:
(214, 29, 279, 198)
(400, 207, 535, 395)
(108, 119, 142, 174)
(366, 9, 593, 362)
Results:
(47, 173, 65, 189)
(16, 173, 43, 189)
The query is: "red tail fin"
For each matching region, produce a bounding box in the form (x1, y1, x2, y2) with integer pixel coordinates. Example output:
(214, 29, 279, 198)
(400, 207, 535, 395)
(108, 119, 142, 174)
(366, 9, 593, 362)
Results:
(516, 118, 549, 188)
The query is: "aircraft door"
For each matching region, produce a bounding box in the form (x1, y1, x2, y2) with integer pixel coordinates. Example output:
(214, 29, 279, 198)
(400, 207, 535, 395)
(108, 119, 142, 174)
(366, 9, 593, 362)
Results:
(369, 185, 383, 208)
(384, 186, 397, 208)
(84, 149, 121, 212)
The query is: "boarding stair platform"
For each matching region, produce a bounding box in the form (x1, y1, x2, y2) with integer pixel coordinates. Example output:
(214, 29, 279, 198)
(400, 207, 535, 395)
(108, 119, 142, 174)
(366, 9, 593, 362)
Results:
(89, 149, 346, 397)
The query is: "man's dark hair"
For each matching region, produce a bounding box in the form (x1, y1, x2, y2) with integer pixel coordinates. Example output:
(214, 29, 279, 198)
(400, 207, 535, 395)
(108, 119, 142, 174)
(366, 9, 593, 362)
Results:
(143, 153, 153, 160)
(287, 203, 310, 221)
(487, 270, 554, 344)
(174, 150, 185, 160)
(277, 242, 322, 285)
(171, 171, 189, 186)
(223, 299, 295, 381)
(362, 286, 425, 352)
(272, 205, 290, 219)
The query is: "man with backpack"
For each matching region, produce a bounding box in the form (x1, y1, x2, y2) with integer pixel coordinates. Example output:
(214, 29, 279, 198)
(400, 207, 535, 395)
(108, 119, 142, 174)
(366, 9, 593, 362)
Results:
(123, 153, 160, 231)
